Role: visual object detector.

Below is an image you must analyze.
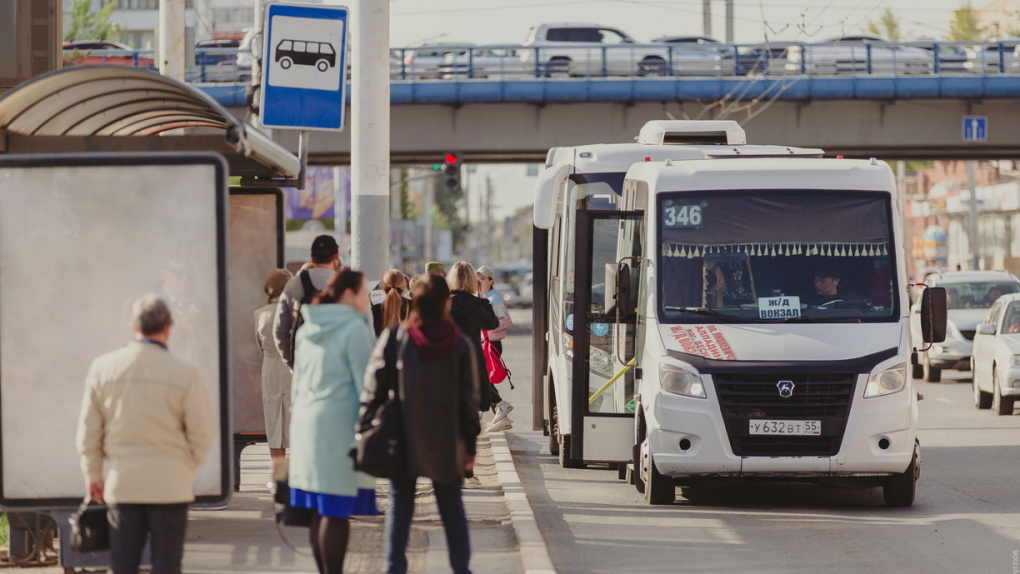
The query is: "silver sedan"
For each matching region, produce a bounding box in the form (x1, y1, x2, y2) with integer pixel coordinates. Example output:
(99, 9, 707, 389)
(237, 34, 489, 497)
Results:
(971, 292, 1020, 415)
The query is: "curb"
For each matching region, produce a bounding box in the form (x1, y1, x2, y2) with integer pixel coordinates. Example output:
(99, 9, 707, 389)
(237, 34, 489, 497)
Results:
(488, 432, 557, 574)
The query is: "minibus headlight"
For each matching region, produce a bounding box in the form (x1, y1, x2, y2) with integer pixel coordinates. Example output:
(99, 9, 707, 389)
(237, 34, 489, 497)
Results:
(589, 346, 613, 377)
(659, 364, 707, 398)
(865, 363, 907, 398)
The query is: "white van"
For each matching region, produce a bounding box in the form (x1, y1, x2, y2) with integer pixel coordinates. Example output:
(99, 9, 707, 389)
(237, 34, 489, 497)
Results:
(533, 124, 947, 506)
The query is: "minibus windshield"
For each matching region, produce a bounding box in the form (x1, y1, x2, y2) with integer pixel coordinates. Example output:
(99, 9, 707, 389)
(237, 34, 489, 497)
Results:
(657, 190, 898, 323)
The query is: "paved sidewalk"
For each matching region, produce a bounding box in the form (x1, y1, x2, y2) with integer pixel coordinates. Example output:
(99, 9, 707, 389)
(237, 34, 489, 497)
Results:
(2, 428, 550, 574)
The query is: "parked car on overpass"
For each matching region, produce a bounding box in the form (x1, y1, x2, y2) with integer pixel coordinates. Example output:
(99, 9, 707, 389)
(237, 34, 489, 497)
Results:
(965, 38, 1020, 73)
(971, 291, 1020, 415)
(902, 40, 969, 73)
(63, 40, 154, 68)
(734, 41, 796, 75)
(438, 46, 527, 79)
(521, 23, 672, 77)
(785, 35, 934, 75)
(397, 43, 475, 79)
(651, 35, 726, 75)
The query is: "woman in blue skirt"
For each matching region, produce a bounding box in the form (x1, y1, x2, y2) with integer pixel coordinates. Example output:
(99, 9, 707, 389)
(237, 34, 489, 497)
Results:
(289, 267, 378, 573)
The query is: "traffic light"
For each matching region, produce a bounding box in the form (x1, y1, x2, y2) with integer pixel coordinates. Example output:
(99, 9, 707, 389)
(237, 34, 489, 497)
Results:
(443, 152, 460, 191)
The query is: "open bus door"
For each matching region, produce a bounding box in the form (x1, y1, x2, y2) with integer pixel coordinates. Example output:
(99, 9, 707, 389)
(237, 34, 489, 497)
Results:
(568, 209, 644, 466)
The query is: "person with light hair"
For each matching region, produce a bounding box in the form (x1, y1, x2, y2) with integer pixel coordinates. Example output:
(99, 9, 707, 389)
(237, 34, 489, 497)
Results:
(447, 261, 504, 430)
(77, 293, 214, 574)
(476, 265, 514, 430)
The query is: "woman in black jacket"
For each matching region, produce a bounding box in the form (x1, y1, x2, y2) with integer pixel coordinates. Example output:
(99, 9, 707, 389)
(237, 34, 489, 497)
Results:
(361, 273, 481, 574)
(446, 261, 501, 422)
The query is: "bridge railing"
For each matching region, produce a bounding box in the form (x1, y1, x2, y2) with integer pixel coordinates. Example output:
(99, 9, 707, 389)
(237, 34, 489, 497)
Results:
(63, 41, 1020, 83)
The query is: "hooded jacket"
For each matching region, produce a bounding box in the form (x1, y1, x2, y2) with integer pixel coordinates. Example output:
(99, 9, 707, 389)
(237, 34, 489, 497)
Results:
(289, 303, 377, 497)
(362, 324, 481, 484)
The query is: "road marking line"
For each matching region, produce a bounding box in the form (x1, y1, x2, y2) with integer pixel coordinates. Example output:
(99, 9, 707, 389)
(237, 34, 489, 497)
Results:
(936, 397, 952, 404)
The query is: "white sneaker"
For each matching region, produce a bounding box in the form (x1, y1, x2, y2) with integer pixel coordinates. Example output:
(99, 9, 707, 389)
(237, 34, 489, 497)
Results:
(488, 417, 513, 432)
(491, 401, 514, 425)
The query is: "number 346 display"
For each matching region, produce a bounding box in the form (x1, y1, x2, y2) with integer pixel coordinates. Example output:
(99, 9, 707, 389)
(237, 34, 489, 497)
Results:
(662, 202, 705, 229)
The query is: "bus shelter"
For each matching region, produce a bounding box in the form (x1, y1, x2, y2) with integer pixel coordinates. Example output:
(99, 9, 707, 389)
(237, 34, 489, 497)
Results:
(0, 66, 298, 569)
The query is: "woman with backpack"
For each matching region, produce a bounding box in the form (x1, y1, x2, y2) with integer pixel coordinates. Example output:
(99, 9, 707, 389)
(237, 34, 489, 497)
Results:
(361, 273, 481, 574)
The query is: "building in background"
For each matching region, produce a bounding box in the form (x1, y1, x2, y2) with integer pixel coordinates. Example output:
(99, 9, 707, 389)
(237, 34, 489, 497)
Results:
(1, 0, 61, 96)
(976, 0, 1020, 38)
(906, 160, 1020, 276)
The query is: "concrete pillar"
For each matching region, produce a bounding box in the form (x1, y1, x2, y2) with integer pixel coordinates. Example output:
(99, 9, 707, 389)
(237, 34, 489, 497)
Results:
(159, 0, 186, 81)
(350, 0, 390, 279)
(703, 0, 712, 38)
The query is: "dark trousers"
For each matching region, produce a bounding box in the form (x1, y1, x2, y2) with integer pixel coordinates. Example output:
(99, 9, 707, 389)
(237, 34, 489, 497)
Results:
(385, 476, 471, 574)
(108, 503, 189, 574)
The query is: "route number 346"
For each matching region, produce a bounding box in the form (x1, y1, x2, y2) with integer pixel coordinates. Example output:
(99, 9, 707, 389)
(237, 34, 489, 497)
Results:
(663, 204, 703, 229)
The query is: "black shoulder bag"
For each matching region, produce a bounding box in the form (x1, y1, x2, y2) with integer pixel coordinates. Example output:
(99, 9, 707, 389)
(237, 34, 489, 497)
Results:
(350, 327, 407, 479)
(70, 495, 109, 553)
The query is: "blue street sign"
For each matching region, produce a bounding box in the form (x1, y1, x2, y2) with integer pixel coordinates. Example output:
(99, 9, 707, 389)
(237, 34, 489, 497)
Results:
(260, 3, 348, 131)
(962, 116, 987, 142)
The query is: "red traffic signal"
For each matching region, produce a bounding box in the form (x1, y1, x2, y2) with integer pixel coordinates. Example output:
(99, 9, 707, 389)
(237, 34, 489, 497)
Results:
(444, 153, 458, 165)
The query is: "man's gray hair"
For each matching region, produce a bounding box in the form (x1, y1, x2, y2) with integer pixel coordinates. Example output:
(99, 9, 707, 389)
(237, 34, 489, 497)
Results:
(131, 294, 173, 336)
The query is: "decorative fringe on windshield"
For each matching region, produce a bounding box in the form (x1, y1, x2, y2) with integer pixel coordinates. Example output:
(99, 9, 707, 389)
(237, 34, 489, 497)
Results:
(661, 241, 889, 259)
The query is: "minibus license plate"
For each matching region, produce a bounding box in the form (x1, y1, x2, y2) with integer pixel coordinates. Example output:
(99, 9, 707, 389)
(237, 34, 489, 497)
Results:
(749, 420, 821, 436)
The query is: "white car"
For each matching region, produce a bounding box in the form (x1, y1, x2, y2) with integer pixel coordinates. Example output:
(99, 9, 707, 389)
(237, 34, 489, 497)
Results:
(438, 46, 528, 79)
(521, 23, 671, 77)
(786, 35, 934, 75)
(910, 270, 1020, 382)
(971, 292, 1020, 414)
(965, 38, 1020, 74)
(396, 43, 475, 80)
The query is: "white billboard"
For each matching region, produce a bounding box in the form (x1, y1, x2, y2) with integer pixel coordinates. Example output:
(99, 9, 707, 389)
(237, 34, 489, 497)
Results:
(0, 153, 230, 507)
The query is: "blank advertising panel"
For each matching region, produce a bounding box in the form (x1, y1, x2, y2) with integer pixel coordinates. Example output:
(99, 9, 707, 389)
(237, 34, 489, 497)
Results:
(0, 154, 230, 508)
(228, 190, 284, 437)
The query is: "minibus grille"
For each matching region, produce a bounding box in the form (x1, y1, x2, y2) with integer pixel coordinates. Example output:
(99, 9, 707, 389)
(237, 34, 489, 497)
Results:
(713, 373, 856, 457)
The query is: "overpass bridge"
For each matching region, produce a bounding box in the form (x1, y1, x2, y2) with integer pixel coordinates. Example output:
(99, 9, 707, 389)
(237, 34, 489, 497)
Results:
(200, 74, 1020, 165)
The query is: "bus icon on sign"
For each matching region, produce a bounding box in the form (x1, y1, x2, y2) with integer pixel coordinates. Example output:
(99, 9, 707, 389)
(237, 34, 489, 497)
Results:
(276, 40, 336, 72)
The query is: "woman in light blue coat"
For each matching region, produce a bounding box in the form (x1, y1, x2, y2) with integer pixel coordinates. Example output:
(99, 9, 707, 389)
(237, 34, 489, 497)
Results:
(289, 267, 377, 573)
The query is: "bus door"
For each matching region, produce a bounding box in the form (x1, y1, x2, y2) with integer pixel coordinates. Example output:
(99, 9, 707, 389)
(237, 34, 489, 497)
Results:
(569, 209, 643, 463)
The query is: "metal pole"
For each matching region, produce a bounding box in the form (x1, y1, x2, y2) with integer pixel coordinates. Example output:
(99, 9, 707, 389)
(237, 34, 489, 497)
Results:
(967, 160, 980, 270)
(724, 0, 734, 43)
(350, 0, 390, 279)
(158, 0, 186, 81)
(424, 177, 434, 262)
(703, 0, 712, 38)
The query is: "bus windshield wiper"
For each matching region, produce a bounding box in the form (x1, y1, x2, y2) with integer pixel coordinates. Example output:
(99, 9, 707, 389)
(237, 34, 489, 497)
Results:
(664, 307, 743, 323)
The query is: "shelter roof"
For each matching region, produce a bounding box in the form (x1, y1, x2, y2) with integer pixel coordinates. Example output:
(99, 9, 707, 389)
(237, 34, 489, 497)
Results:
(0, 66, 299, 183)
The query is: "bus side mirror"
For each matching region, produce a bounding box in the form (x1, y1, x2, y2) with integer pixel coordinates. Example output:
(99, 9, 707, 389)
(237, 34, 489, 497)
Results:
(605, 262, 631, 321)
(921, 287, 948, 343)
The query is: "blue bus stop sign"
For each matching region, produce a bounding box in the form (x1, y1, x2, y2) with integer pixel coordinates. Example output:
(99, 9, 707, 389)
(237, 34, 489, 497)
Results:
(260, 3, 348, 131)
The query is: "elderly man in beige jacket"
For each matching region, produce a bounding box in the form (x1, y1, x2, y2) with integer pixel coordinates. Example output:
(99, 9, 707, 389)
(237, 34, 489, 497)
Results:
(76, 294, 215, 574)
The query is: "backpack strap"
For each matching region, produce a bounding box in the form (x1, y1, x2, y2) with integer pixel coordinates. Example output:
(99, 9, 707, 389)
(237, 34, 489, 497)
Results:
(298, 270, 317, 305)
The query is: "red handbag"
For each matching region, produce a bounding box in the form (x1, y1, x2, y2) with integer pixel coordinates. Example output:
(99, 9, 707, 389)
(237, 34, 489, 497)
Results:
(482, 332, 513, 388)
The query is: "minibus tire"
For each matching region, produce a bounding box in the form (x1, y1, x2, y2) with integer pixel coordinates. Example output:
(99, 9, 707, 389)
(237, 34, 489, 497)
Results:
(883, 442, 919, 507)
(644, 444, 674, 505)
(632, 442, 645, 494)
(549, 385, 560, 456)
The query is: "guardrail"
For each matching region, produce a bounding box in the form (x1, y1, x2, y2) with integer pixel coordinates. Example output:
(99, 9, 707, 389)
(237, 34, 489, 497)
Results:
(65, 41, 1020, 83)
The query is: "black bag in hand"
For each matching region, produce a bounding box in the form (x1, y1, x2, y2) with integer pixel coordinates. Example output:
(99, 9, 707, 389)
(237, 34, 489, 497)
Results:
(70, 496, 109, 553)
(350, 328, 407, 479)
(273, 478, 313, 527)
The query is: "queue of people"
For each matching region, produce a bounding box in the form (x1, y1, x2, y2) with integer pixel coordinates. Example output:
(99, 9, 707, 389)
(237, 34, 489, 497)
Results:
(76, 232, 516, 574)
